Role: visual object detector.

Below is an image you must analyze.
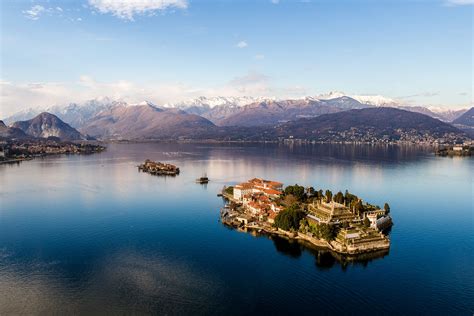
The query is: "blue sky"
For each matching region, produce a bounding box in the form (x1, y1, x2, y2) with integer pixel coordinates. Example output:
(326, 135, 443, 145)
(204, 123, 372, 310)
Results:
(0, 0, 472, 116)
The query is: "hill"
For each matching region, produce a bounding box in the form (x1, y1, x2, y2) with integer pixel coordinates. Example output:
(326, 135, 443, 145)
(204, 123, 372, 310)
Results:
(0, 120, 29, 139)
(452, 107, 474, 127)
(272, 108, 466, 142)
(11, 113, 84, 140)
(80, 104, 217, 140)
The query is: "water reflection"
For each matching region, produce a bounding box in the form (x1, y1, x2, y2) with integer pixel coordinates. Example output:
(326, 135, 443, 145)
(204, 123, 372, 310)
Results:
(257, 234, 390, 269)
(0, 142, 472, 314)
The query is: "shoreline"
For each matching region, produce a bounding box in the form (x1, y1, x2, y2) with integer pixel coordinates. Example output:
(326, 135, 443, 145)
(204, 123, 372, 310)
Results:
(222, 219, 390, 256)
(101, 139, 447, 147)
(220, 181, 391, 257)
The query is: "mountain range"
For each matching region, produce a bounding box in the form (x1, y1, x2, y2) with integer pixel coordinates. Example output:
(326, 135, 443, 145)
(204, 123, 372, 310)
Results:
(2, 94, 471, 143)
(4, 94, 469, 129)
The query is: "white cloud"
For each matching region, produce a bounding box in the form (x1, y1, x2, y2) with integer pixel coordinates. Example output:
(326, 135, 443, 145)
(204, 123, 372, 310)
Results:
(88, 0, 188, 20)
(445, 0, 474, 5)
(271, 0, 280, 4)
(23, 5, 45, 20)
(236, 41, 248, 48)
(1, 73, 274, 117)
(254, 54, 265, 60)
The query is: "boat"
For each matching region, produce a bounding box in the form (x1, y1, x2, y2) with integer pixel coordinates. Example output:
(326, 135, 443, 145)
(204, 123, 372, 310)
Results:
(196, 173, 209, 184)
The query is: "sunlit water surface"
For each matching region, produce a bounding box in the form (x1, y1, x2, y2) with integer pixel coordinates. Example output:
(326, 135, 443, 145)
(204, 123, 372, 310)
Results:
(0, 143, 473, 314)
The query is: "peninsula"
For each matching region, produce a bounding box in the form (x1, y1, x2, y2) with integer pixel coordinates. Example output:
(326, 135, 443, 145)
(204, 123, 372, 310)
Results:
(220, 178, 392, 255)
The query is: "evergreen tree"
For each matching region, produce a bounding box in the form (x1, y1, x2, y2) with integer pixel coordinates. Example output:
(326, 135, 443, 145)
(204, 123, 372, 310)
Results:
(384, 202, 390, 214)
(325, 190, 333, 203)
(334, 191, 344, 204)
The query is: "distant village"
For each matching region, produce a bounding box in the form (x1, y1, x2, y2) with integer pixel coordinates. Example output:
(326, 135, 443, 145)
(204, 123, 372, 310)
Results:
(221, 178, 392, 255)
(278, 132, 473, 146)
(0, 139, 105, 163)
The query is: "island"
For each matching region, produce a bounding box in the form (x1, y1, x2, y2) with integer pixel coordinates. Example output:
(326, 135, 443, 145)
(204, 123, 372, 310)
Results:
(435, 144, 473, 157)
(220, 178, 392, 255)
(138, 159, 180, 176)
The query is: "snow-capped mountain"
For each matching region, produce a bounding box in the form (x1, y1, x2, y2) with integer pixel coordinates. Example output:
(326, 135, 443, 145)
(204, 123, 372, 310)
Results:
(309, 91, 400, 107)
(4, 93, 469, 129)
(163, 96, 274, 109)
(4, 97, 128, 128)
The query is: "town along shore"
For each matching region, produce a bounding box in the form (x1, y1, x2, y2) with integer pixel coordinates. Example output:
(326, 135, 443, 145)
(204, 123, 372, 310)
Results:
(0, 138, 105, 164)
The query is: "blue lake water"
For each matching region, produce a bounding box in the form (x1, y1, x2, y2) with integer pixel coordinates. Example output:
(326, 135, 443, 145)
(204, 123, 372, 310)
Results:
(0, 143, 473, 314)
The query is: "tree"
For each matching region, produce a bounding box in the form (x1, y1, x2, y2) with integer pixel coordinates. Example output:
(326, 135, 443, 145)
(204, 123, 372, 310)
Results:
(352, 199, 364, 216)
(325, 190, 333, 203)
(334, 191, 344, 204)
(363, 217, 371, 228)
(225, 186, 234, 195)
(384, 203, 390, 214)
(315, 189, 324, 201)
(344, 190, 358, 206)
(284, 184, 305, 201)
(282, 194, 298, 206)
(319, 223, 337, 241)
(274, 205, 306, 231)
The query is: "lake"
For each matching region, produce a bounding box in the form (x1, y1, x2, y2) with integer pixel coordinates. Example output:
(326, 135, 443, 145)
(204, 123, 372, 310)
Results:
(0, 142, 472, 314)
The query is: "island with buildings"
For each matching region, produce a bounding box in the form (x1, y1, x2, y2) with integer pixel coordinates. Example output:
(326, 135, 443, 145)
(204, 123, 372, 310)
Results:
(220, 178, 392, 256)
(435, 143, 473, 157)
(138, 160, 180, 176)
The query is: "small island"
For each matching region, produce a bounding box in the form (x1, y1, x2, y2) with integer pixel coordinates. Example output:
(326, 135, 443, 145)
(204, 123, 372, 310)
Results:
(138, 159, 180, 176)
(220, 178, 392, 255)
(435, 144, 473, 157)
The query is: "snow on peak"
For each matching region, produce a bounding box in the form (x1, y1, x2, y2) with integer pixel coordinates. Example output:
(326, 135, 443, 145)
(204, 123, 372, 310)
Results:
(163, 96, 275, 109)
(309, 91, 399, 107)
(351, 95, 400, 107)
(314, 91, 347, 100)
(128, 100, 157, 107)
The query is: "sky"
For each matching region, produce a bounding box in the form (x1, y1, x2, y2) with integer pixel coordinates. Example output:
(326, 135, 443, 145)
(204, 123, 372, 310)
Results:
(0, 0, 472, 117)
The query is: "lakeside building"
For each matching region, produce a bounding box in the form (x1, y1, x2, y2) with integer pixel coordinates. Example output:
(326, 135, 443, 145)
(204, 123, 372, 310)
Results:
(233, 178, 283, 201)
(332, 224, 390, 254)
(232, 178, 284, 224)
